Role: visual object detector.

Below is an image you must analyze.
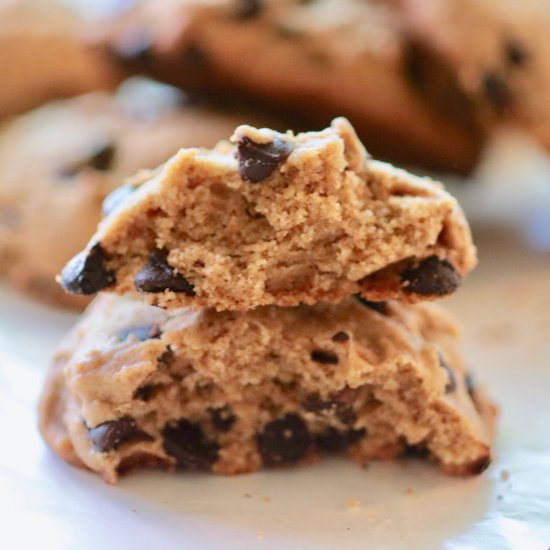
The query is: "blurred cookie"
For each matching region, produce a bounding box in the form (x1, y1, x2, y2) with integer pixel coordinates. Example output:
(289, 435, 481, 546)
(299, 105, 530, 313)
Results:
(39, 293, 496, 483)
(0, 0, 119, 118)
(401, 0, 550, 154)
(95, 0, 484, 173)
(0, 78, 253, 308)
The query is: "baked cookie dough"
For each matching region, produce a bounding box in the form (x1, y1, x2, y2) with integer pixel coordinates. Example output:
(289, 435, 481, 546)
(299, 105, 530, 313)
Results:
(39, 293, 496, 483)
(0, 0, 118, 119)
(95, 0, 483, 172)
(0, 78, 249, 308)
(401, 0, 550, 154)
(60, 118, 477, 311)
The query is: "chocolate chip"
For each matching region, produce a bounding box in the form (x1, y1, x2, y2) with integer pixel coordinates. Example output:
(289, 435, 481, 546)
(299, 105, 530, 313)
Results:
(236, 136, 293, 183)
(332, 331, 349, 343)
(134, 384, 160, 402)
(89, 416, 152, 452)
(183, 43, 209, 66)
(116, 325, 162, 342)
(465, 372, 476, 399)
(482, 72, 511, 111)
(468, 455, 492, 475)
(162, 419, 219, 470)
(401, 256, 461, 296)
(311, 350, 339, 364)
(316, 426, 366, 452)
(134, 249, 196, 295)
(439, 356, 457, 393)
(504, 38, 528, 67)
(209, 406, 236, 432)
(354, 295, 388, 314)
(257, 414, 311, 466)
(102, 183, 137, 217)
(233, 0, 262, 19)
(60, 142, 116, 177)
(60, 244, 115, 295)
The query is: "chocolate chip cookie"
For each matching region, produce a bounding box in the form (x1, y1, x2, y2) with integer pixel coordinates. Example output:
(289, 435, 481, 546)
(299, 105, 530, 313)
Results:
(60, 118, 477, 310)
(95, 0, 483, 173)
(0, 0, 119, 119)
(0, 78, 250, 308)
(39, 293, 496, 483)
(401, 0, 550, 154)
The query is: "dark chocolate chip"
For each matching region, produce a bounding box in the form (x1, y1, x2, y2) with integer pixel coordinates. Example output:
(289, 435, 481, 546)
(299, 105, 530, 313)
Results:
(162, 419, 219, 470)
(116, 325, 162, 342)
(354, 295, 388, 314)
(60, 142, 116, 177)
(482, 72, 512, 110)
(236, 136, 293, 183)
(315, 426, 366, 452)
(134, 383, 161, 402)
(89, 416, 152, 453)
(469, 455, 492, 475)
(332, 331, 350, 343)
(401, 255, 461, 296)
(504, 38, 528, 67)
(60, 243, 115, 295)
(209, 406, 237, 432)
(257, 414, 311, 466)
(134, 249, 196, 295)
(233, 0, 262, 19)
(182, 43, 209, 66)
(439, 356, 457, 393)
(465, 372, 476, 399)
(401, 443, 429, 458)
(102, 183, 137, 217)
(311, 350, 339, 365)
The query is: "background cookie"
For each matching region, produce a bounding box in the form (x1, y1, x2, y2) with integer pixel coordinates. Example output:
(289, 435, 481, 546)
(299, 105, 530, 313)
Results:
(0, 78, 259, 309)
(94, 0, 484, 173)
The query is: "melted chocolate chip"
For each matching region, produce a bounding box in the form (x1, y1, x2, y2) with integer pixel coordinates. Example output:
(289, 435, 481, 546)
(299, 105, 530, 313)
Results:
(60, 244, 115, 295)
(311, 350, 339, 365)
(209, 406, 237, 432)
(116, 325, 162, 342)
(60, 142, 116, 177)
(134, 249, 196, 295)
(504, 38, 528, 67)
(482, 72, 511, 111)
(89, 416, 152, 452)
(302, 394, 356, 425)
(332, 331, 350, 343)
(354, 295, 388, 314)
(401, 256, 461, 296)
(134, 383, 161, 402)
(439, 356, 457, 393)
(162, 419, 219, 470)
(236, 136, 293, 183)
(316, 426, 366, 452)
(469, 455, 492, 475)
(102, 183, 137, 217)
(257, 414, 311, 465)
(233, 0, 262, 19)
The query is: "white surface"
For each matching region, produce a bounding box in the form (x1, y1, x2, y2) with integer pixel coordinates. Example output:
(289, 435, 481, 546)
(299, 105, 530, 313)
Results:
(1, 229, 550, 549)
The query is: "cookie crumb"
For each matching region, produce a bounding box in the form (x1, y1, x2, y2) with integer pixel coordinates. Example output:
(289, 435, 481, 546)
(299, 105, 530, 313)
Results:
(405, 487, 414, 495)
(256, 530, 264, 540)
(500, 470, 510, 481)
(244, 493, 252, 498)
(347, 498, 361, 509)
(263, 496, 270, 503)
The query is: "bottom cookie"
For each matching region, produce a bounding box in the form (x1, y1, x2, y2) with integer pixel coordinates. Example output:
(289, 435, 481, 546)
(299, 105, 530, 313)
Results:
(39, 294, 496, 484)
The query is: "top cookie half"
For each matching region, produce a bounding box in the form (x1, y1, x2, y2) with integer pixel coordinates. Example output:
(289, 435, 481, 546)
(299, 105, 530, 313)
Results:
(60, 118, 477, 311)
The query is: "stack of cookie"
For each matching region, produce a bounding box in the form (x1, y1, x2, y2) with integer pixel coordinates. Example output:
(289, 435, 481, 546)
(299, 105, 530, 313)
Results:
(39, 118, 496, 483)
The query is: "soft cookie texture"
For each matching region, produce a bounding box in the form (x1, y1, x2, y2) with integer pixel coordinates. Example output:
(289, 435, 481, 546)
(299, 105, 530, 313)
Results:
(95, 0, 483, 172)
(0, 0, 118, 119)
(39, 293, 496, 484)
(0, 78, 249, 309)
(401, 0, 550, 154)
(60, 118, 477, 311)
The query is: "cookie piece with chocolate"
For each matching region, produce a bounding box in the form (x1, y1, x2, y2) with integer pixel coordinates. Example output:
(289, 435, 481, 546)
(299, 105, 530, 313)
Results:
(0, 78, 248, 309)
(39, 293, 496, 483)
(60, 118, 476, 310)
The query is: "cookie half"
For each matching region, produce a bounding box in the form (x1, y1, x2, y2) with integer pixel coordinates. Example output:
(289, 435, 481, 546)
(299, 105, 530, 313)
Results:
(39, 293, 496, 484)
